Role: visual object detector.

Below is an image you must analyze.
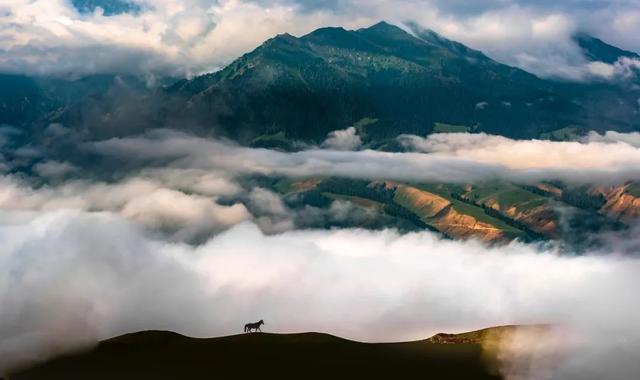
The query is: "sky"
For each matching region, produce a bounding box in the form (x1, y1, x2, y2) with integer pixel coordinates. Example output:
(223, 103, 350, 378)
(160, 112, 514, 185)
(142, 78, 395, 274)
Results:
(1, 0, 640, 79)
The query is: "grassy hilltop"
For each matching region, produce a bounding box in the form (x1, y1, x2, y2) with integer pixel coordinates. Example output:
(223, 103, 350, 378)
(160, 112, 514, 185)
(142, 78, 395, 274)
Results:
(10, 330, 503, 380)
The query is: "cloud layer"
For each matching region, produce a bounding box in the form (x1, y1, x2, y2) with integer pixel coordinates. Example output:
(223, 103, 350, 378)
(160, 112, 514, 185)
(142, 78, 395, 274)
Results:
(88, 130, 640, 184)
(3, 129, 640, 248)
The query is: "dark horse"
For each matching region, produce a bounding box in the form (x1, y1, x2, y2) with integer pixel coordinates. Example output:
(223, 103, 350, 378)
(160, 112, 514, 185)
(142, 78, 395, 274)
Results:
(244, 320, 264, 333)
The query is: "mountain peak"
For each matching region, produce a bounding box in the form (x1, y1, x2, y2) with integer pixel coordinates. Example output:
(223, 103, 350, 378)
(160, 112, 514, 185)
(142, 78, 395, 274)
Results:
(302, 26, 351, 42)
(368, 21, 395, 29)
(261, 32, 300, 48)
(301, 26, 376, 50)
(361, 21, 408, 35)
(274, 32, 296, 40)
(356, 21, 422, 48)
(309, 26, 348, 34)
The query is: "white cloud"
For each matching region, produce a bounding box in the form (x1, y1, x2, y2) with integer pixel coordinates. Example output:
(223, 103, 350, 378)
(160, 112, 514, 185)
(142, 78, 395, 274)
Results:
(322, 127, 362, 151)
(119, 186, 250, 240)
(0, 0, 365, 78)
(89, 130, 640, 185)
(134, 167, 242, 196)
(583, 131, 640, 147)
(246, 187, 295, 233)
(399, 132, 640, 172)
(0, 174, 251, 241)
(248, 187, 289, 216)
(588, 61, 616, 79)
(585, 57, 640, 80)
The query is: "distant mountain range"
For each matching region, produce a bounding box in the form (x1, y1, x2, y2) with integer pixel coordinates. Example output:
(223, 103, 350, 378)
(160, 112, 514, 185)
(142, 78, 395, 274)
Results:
(2, 21, 639, 144)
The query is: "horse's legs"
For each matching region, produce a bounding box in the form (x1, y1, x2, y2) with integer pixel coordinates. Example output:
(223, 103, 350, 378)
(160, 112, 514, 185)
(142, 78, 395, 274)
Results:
(257, 327, 261, 332)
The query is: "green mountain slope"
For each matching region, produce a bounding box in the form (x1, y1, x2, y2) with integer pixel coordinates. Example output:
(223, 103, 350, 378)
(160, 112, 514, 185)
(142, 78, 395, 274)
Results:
(271, 177, 627, 245)
(169, 21, 586, 142)
(0, 73, 160, 139)
(574, 33, 640, 64)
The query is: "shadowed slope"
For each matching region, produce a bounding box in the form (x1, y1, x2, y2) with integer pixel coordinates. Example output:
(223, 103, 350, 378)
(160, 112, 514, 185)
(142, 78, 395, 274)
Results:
(11, 330, 502, 380)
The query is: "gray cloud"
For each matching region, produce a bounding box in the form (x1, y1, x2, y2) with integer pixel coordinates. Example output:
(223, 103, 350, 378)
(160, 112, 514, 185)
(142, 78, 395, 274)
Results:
(33, 160, 79, 179)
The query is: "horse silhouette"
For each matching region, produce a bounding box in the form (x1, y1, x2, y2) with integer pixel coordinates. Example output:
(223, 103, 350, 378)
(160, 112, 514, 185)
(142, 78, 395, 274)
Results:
(244, 319, 264, 333)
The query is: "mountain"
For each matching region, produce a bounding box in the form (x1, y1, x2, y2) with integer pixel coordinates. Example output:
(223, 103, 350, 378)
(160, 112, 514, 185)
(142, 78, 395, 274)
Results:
(551, 33, 640, 134)
(574, 33, 640, 64)
(9, 330, 502, 380)
(2, 22, 639, 143)
(0, 73, 157, 139)
(168, 21, 584, 142)
(0, 74, 52, 127)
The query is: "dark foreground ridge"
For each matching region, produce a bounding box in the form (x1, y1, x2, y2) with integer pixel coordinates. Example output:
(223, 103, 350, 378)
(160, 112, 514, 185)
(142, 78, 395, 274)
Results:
(10, 330, 503, 380)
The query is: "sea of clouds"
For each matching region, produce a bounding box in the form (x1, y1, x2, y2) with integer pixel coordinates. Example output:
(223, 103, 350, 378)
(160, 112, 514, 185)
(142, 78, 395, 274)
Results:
(4, 129, 640, 242)
(2, 130, 640, 379)
(1, 211, 640, 379)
